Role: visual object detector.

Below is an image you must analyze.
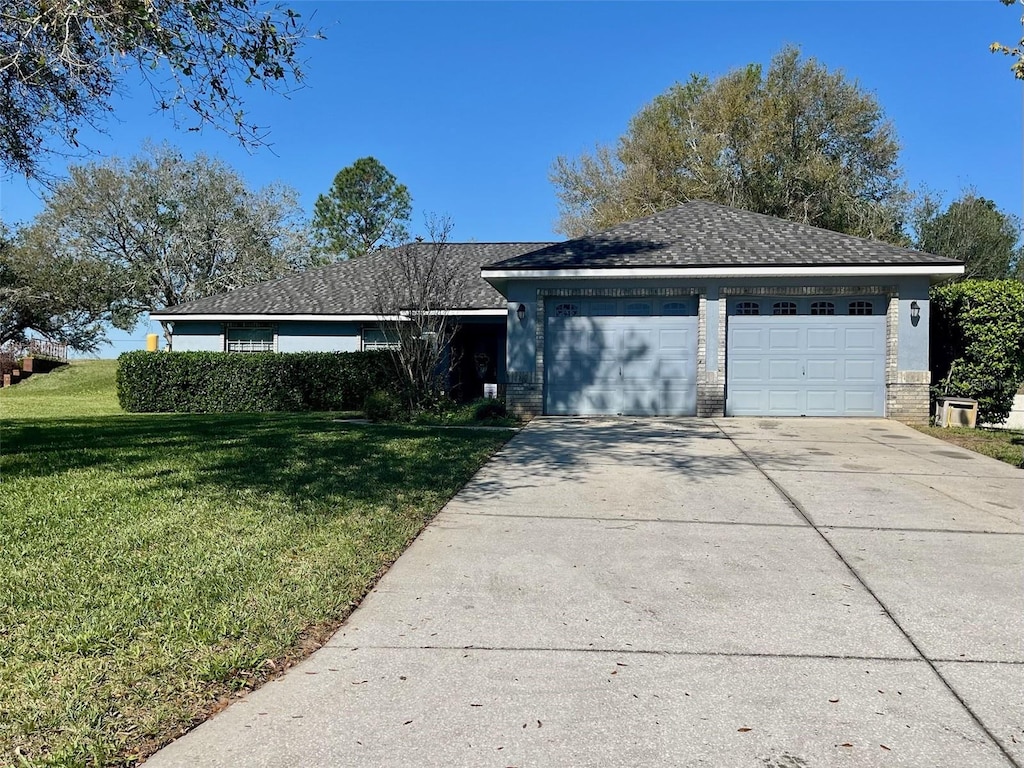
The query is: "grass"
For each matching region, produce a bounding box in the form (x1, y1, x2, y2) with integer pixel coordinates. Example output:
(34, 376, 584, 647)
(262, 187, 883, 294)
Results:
(1, 360, 122, 419)
(0, 362, 511, 766)
(914, 425, 1024, 467)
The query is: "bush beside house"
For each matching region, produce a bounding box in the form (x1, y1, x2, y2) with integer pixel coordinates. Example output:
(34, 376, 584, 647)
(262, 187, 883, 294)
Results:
(930, 279, 1024, 424)
(117, 351, 401, 413)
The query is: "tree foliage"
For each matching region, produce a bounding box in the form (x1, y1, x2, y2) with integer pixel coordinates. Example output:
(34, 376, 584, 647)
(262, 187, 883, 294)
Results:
(551, 46, 907, 242)
(914, 192, 1022, 280)
(372, 215, 465, 410)
(991, 0, 1024, 79)
(0, 0, 317, 178)
(30, 144, 312, 330)
(0, 223, 121, 352)
(931, 279, 1024, 423)
(312, 157, 412, 261)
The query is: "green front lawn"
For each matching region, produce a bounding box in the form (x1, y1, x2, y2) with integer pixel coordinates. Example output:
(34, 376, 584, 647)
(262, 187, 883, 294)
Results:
(0, 363, 511, 766)
(914, 425, 1024, 467)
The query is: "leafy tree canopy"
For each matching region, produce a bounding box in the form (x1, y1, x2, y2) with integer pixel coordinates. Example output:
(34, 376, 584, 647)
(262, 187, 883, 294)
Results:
(29, 144, 313, 331)
(914, 191, 1022, 280)
(312, 157, 412, 261)
(551, 46, 908, 243)
(991, 0, 1024, 79)
(0, 0, 318, 179)
(0, 222, 122, 352)
(931, 279, 1024, 423)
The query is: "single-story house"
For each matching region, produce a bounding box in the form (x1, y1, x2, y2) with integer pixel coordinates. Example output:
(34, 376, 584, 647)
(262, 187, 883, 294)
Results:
(152, 201, 963, 421)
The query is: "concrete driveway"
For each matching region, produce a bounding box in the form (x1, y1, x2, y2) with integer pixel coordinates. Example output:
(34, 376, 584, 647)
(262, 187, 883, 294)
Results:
(147, 418, 1023, 768)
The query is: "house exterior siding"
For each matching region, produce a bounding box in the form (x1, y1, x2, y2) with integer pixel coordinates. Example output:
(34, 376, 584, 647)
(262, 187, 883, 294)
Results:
(168, 320, 362, 353)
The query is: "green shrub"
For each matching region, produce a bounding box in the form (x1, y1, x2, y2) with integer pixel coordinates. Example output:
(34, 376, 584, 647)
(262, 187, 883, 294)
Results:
(472, 397, 507, 421)
(931, 279, 1024, 423)
(117, 351, 401, 413)
(363, 390, 407, 422)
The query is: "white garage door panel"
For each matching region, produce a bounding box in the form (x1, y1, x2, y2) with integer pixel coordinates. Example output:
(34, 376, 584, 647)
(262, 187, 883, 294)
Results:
(769, 359, 801, 381)
(807, 328, 838, 348)
(546, 313, 698, 416)
(806, 359, 838, 381)
(769, 328, 800, 349)
(727, 315, 885, 417)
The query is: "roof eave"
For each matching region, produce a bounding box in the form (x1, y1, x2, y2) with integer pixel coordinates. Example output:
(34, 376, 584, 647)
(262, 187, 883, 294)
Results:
(150, 309, 507, 323)
(480, 264, 965, 280)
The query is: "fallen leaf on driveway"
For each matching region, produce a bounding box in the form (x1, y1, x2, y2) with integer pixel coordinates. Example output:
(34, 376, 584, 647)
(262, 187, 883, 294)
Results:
(880, 744, 891, 751)
(828, 697, 839, 703)
(838, 743, 853, 748)
(738, 727, 752, 733)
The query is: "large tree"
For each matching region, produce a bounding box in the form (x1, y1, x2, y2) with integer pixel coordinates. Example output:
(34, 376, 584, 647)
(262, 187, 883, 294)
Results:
(312, 157, 412, 261)
(991, 0, 1024, 79)
(31, 144, 312, 330)
(551, 46, 908, 242)
(914, 192, 1022, 280)
(0, 223, 123, 352)
(372, 215, 465, 411)
(0, 1, 317, 179)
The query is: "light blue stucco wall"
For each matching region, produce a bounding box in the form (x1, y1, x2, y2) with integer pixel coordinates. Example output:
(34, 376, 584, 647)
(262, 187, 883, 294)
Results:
(896, 277, 930, 371)
(170, 320, 362, 352)
(171, 321, 223, 352)
(276, 322, 361, 353)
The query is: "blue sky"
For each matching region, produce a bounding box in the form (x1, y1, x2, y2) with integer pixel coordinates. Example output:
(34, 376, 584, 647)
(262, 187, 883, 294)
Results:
(1, 1, 1020, 356)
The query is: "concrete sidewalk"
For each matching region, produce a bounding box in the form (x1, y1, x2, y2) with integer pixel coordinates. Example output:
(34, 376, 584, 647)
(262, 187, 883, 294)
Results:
(146, 418, 1023, 767)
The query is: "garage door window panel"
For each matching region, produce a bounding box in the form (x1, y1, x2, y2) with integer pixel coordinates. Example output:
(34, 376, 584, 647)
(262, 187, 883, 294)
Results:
(848, 301, 874, 316)
(772, 301, 798, 316)
(662, 301, 691, 316)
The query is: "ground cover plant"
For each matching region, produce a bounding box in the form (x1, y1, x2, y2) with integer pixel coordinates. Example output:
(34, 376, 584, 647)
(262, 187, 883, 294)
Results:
(914, 425, 1024, 467)
(0, 362, 511, 765)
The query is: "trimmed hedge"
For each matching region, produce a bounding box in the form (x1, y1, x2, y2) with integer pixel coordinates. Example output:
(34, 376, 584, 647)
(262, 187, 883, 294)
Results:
(931, 279, 1024, 424)
(117, 350, 402, 413)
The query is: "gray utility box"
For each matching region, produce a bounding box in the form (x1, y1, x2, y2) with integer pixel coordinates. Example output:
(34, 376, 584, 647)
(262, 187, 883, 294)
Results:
(934, 396, 979, 428)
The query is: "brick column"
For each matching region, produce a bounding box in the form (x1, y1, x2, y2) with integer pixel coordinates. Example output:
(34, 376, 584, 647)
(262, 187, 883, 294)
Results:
(886, 371, 931, 423)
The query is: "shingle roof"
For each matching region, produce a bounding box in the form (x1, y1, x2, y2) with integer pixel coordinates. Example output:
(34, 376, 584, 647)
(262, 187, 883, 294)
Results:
(484, 201, 962, 271)
(156, 242, 555, 316)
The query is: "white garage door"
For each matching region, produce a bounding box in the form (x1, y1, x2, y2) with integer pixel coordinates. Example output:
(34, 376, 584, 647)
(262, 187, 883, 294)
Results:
(726, 297, 886, 417)
(545, 298, 698, 416)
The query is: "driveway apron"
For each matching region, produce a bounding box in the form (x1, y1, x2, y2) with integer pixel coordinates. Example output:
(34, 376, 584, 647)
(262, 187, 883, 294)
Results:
(146, 418, 1024, 768)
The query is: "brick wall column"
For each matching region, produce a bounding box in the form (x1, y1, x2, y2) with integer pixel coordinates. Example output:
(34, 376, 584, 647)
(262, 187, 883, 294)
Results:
(886, 370, 931, 423)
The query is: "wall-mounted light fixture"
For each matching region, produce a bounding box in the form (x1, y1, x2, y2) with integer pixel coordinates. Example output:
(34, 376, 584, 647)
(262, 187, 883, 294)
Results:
(910, 300, 921, 327)
(516, 303, 527, 324)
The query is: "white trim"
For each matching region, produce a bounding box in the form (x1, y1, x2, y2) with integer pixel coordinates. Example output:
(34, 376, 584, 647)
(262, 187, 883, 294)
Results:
(481, 265, 964, 280)
(150, 309, 506, 322)
(399, 309, 506, 318)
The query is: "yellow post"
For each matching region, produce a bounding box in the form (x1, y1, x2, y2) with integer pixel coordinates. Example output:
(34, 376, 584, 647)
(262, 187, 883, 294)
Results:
(146, 333, 159, 352)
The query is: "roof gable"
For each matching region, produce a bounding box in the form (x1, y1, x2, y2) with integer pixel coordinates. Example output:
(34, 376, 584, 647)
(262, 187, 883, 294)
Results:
(484, 201, 962, 271)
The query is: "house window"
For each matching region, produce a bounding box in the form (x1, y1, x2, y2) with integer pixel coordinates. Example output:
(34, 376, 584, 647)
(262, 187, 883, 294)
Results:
(735, 301, 760, 316)
(849, 300, 874, 316)
(772, 301, 798, 316)
(624, 301, 652, 316)
(362, 326, 400, 351)
(810, 301, 835, 316)
(662, 301, 690, 316)
(225, 324, 275, 353)
(554, 302, 579, 317)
